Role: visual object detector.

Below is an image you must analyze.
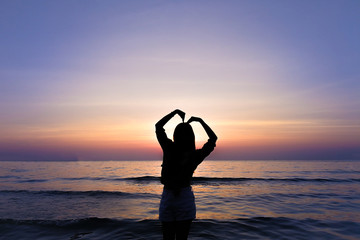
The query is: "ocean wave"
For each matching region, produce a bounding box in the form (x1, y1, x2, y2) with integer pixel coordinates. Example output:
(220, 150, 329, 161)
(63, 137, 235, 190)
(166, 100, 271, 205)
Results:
(124, 176, 360, 183)
(2, 189, 356, 201)
(0, 218, 162, 240)
(59, 177, 108, 181)
(7, 175, 360, 185)
(0, 217, 133, 227)
(0, 190, 157, 198)
(1, 217, 359, 240)
(16, 179, 48, 183)
(122, 176, 160, 181)
(198, 176, 360, 183)
(0, 175, 21, 179)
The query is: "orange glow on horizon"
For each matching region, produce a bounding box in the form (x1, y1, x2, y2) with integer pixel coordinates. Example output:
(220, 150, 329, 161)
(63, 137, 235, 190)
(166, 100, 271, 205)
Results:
(1, 115, 358, 161)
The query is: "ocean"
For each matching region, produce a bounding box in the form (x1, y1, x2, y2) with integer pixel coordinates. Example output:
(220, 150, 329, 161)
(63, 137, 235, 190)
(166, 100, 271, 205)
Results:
(0, 160, 359, 240)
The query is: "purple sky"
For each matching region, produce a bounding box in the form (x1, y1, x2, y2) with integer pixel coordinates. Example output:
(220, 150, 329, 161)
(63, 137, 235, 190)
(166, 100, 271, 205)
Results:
(1, 1, 359, 160)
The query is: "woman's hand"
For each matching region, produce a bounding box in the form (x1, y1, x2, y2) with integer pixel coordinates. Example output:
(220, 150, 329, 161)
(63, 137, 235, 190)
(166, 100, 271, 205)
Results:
(174, 109, 185, 122)
(156, 109, 185, 128)
(187, 116, 203, 124)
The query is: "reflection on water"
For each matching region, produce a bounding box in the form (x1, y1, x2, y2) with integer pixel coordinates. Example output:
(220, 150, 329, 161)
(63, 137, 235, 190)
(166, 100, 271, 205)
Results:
(0, 160, 359, 223)
(194, 160, 360, 221)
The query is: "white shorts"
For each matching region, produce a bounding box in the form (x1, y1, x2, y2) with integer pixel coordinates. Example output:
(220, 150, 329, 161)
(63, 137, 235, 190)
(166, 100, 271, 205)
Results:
(159, 186, 196, 222)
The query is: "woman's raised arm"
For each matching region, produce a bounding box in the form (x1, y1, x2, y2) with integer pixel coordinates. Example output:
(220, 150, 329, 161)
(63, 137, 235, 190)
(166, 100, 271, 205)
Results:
(155, 109, 185, 129)
(187, 117, 217, 142)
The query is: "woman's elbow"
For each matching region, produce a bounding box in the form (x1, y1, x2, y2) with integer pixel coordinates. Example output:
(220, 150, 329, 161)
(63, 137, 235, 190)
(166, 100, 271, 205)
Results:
(210, 135, 218, 142)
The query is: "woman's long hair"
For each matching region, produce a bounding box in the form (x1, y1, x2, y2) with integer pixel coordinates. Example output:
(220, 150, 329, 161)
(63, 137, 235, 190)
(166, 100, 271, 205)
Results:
(173, 123, 196, 152)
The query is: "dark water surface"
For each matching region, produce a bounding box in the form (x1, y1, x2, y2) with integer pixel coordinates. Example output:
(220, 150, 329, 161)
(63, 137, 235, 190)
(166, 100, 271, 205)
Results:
(1, 160, 359, 239)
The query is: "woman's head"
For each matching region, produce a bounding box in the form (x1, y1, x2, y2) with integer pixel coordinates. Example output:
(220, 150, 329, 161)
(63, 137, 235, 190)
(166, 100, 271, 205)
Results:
(173, 123, 195, 152)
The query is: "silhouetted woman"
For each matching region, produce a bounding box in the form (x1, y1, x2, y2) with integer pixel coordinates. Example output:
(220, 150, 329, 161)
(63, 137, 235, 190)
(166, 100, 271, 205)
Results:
(155, 109, 217, 240)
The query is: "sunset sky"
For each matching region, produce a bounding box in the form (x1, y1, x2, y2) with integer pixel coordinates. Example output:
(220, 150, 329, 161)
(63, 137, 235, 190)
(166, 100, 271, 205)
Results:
(1, 1, 359, 161)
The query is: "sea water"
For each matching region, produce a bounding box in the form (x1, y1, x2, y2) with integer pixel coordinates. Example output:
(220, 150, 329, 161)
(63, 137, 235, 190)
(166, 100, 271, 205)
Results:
(0, 160, 359, 240)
